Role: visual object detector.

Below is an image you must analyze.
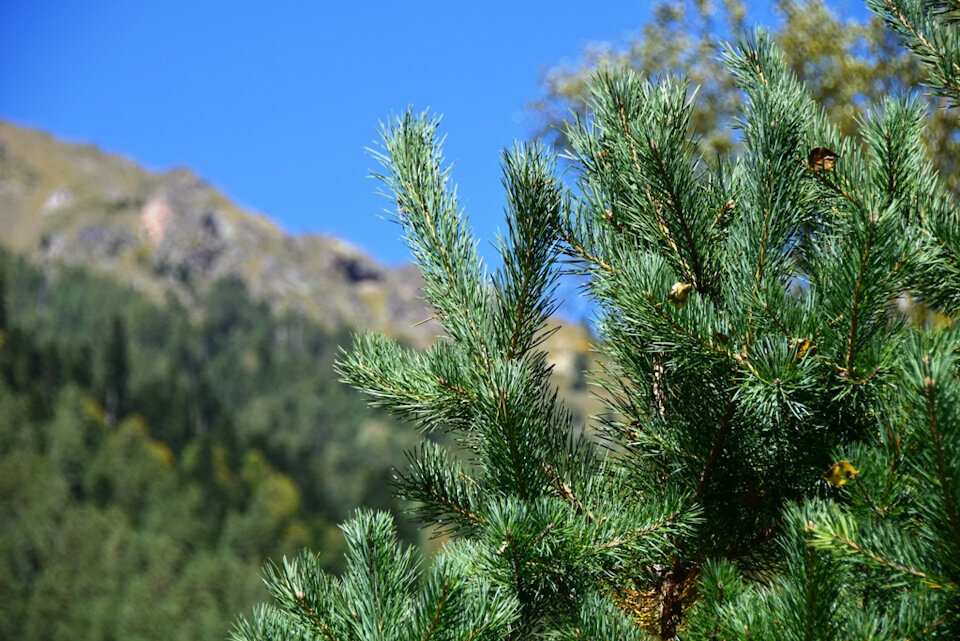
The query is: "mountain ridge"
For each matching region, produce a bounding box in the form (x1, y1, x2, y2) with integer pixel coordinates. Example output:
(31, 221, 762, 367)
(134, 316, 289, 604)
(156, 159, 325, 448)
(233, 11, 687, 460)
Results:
(0, 120, 598, 412)
(0, 119, 438, 345)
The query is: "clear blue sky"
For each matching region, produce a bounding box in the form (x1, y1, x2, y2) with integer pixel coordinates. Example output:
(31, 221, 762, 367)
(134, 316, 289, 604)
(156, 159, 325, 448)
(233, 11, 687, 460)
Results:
(1, 1, 865, 265)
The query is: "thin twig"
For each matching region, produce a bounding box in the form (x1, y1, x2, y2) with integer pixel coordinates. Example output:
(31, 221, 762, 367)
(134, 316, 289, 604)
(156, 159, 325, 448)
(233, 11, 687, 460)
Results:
(691, 391, 737, 502)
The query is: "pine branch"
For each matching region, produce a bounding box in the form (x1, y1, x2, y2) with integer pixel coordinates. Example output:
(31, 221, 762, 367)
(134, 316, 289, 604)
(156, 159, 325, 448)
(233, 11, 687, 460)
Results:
(647, 136, 707, 291)
(295, 591, 341, 641)
(498, 388, 529, 501)
(591, 510, 683, 553)
(494, 143, 563, 361)
(418, 580, 450, 641)
(811, 526, 929, 580)
(371, 111, 493, 367)
(874, 0, 960, 99)
(846, 212, 878, 375)
(690, 391, 737, 503)
(921, 365, 960, 551)
(557, 220, 615, 273)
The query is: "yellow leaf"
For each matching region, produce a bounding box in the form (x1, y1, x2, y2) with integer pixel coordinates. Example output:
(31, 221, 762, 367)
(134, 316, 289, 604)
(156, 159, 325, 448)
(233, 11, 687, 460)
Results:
(796, 338, 817, 359)
(668, 282, 693, 308)
(823, 460, 858, 487)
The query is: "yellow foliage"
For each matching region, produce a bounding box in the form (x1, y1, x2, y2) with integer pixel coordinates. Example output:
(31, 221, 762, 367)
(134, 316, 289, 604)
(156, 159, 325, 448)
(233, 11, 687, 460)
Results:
(281, 521, 312, 550)
(668, 282, 693, 308)
(146, 440, 176, 468)
(823, 460, 858, 487)
(795, 338, 818, 360)
(121, 414, 150, 435)
(82, 396, 106, 423)
(241, 448, 272, 488)
(257, 474, 302, 522)
(211, 444, 235, 487)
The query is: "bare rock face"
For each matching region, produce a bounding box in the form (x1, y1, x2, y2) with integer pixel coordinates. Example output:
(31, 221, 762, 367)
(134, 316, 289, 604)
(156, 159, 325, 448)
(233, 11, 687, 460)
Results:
(334, 253, 381, 284)
(140, 198, 174, 243)
(42, 185, 73, 213)
(0, 120, 437, 345)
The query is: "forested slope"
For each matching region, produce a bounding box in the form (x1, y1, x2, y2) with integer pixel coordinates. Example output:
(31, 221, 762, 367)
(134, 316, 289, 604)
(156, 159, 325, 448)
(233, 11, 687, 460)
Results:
(0, 250, 423, 641)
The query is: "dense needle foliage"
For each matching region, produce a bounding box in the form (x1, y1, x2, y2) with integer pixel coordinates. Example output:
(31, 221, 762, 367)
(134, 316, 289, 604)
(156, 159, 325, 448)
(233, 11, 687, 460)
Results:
(238, 2, 960, 639)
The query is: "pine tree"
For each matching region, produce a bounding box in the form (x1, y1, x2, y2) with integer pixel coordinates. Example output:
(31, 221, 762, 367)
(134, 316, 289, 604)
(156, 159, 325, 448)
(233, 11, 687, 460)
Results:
(234, 1, 960, 639)
(104, 315, 128, 427)
(0, 265, 7, 336)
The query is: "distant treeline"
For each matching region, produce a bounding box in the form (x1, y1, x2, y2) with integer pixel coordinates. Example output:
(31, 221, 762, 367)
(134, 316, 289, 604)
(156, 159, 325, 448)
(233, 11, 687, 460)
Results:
(0, 248, 423, 641)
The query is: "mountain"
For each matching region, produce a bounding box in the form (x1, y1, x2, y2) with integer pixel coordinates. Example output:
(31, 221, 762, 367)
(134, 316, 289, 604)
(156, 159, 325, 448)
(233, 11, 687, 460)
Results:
(0, 120, 436, 344)
(0, 120, 601, 415)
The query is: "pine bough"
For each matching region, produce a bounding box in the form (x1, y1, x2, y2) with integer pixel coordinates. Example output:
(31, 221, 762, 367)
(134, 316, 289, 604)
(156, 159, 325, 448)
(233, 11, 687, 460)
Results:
(234, 2, 960, 638)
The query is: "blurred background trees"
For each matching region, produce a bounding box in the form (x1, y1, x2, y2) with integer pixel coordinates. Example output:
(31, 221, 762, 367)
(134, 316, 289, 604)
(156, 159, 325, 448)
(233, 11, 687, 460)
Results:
(0, 250, 422, 641)
(530, 0, 960, 193)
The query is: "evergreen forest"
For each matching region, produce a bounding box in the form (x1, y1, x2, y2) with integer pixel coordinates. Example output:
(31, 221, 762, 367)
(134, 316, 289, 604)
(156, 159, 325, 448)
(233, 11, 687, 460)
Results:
(0, 248, 423, 640)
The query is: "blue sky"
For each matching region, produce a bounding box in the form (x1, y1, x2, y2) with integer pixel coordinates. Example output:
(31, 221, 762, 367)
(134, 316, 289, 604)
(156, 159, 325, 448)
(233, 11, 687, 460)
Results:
(1, 1, 865, 266)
